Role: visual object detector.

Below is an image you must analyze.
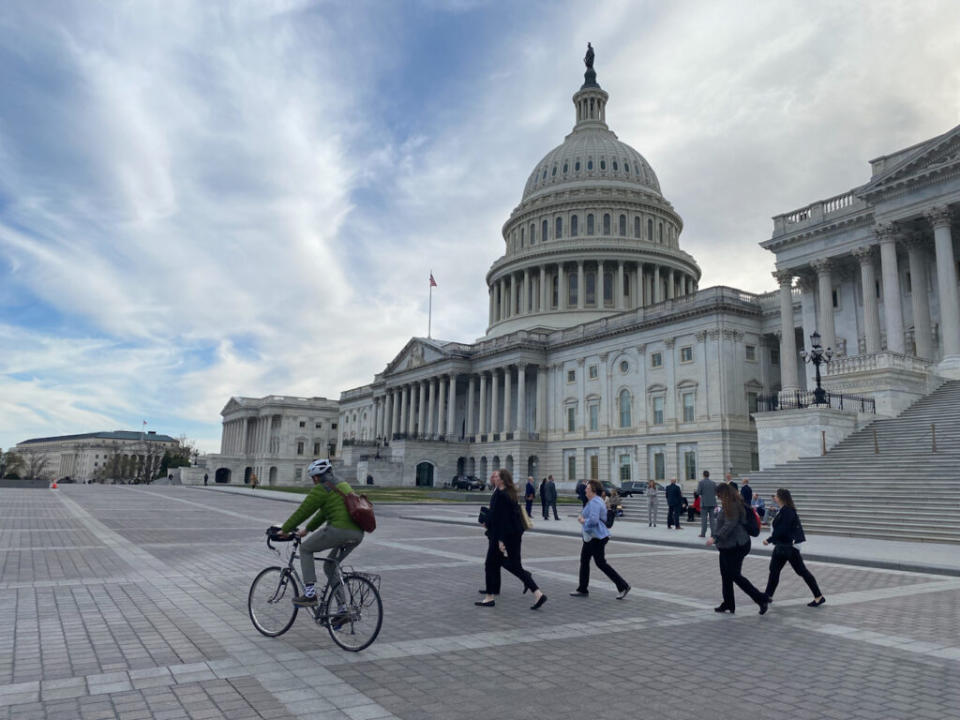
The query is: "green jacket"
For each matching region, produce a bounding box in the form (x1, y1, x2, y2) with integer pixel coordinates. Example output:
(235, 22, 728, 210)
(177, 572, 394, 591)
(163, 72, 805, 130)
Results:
(281, 479, 361, 534)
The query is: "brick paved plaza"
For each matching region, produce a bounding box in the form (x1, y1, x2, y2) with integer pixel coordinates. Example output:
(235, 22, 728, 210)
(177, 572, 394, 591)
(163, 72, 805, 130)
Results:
(1, 486, 959, 720)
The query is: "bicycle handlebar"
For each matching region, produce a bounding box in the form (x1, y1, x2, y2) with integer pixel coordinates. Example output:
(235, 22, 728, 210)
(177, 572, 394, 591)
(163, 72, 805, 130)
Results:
(266, 526, 301, 551)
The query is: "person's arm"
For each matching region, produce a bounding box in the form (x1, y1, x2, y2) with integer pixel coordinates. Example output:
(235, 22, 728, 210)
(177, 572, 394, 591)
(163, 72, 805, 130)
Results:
(713, 510, 738, 543)
(280, 487, 322, 534)
(582, 499, 602, 533)
(767, 507, 795, 545)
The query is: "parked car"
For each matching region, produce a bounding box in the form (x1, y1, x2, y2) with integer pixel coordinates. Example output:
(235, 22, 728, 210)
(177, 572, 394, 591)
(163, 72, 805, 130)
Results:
(451, 475, 485, 490)
(601, 481, 618, 495)
(618, 481, 647, 497)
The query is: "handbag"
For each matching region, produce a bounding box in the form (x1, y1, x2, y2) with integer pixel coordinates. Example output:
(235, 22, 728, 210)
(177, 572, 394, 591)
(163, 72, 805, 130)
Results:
(519, 505, 534, 531)
(478, 506, 490, 525)
(325, 481, 377, 533)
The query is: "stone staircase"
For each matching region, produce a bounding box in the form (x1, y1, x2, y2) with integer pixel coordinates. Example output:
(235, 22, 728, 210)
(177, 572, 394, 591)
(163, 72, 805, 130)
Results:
(743, 379, 960, 543)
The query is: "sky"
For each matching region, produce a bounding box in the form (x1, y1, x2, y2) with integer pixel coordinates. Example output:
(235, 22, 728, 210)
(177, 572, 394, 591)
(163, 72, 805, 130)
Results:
(2, 0, 959, 453)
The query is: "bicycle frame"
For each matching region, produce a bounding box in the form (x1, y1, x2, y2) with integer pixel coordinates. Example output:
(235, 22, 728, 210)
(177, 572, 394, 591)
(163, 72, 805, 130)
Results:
(269, 535, 351, 625)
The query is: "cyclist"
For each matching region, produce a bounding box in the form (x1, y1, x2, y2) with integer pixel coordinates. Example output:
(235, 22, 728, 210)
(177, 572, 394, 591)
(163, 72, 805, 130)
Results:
(279, 458, 363, 609)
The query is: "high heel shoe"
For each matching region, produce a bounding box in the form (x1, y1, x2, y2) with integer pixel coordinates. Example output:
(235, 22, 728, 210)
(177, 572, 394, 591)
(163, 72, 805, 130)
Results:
(530, 594, 547, 610)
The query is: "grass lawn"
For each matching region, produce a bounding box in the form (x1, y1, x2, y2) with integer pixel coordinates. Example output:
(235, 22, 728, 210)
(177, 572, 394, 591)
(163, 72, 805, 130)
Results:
(258, 486, 580, 504)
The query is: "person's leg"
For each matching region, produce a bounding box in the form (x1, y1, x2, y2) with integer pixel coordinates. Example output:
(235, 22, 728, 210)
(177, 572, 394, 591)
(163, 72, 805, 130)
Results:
(526, 499, 533, 516)
(541, 501, 548, 520)
(700, 507, 709, 536)
(787, 547, 823, 598)
(577, 541, 593, 592)
(764, 546, 789, 598)
(592, 537, 628, 592)
(707, 507, 717, 535)
(484, 539, 503, 595)
(718, 549, 735, 611)
(552, 501, 560, 520)
(731, 544, 766, 606)
(323, 531, 363, 606)
(501, 536, 539, 593)
(298, 526, 359, 604)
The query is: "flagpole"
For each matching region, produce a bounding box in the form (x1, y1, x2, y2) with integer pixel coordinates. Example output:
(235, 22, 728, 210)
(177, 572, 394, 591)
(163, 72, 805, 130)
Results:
(428, 269, 433, 339)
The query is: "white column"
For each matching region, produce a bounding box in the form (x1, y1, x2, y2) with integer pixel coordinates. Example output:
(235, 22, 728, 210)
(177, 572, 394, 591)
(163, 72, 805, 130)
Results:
(503, 366, 513, 433)
(775, 270, 799, 392)
(426, 379, 436, 437)
(241, 418, 249, 454)
(653, 266, 662, 303)
(928, 206, 960, 360)
(385, 392, 394, 438)
(517, 363, 527, 435)
(599, 261, 606, 307)
(577, 261, 585, 309)
(523, 269, 530, 314)
(853, 247, 881, 354)
(437, 376, 446, 437)
(616, 261, 625, 310)
(491, 370, 500, 434)
(488, 287, 494, 326)
(447, 375, 457, 436)
(558, 264, 567, 310)
(667, 268, 675, 299)
(877, 226, 905, 353)
(478, 373, 487, 435)
(536, 365, 546, 434)
(905, 237, 933, 359)
(417, 382, 427, 436)
(539, 266, 547, 312)
(401, 386, 410, 435)
(812, 257, 837, 352)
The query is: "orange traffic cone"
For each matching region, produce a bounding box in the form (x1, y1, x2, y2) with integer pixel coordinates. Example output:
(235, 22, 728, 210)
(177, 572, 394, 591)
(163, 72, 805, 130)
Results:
(51, 481, 58, 489)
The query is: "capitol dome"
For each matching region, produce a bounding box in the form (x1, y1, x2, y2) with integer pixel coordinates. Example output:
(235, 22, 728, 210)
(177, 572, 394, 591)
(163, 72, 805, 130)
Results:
(485, 46, 701, 338)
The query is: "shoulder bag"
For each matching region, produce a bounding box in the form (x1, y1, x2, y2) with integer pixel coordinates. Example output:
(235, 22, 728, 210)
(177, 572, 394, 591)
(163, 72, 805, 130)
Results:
(326, 481, 377, 533)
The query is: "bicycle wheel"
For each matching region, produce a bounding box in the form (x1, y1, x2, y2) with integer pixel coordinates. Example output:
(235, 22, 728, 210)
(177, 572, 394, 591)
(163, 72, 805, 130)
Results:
(324, 574, 383, 651)
(248, 566, 300, 637)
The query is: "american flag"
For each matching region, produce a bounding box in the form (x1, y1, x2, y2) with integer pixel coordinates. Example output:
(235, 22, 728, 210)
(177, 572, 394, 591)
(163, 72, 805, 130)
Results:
(429, 272, 437, 287)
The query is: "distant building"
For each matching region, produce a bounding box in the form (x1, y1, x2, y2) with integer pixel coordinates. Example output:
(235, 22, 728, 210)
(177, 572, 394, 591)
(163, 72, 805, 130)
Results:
(205, 395, 339, 485)
(15, 430, 178, 482)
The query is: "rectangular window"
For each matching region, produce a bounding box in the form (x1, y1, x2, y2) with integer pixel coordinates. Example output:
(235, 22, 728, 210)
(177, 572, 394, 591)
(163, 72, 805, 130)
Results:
(875, 280, 881, 299)
(745, 345, 756, 361)
(567, 369, 576, 383)
(832, 289, 838, 308)
(585, 272, 596, 305)
(331, 423, 338, 429)
(619, 454, 631, 482)
(567, 454, 577, 482)
(313, 442, 321, 455)
(556, 217, 563, 239)
(588, 365, 598, 379)
(299, 421, 306, 428)
(651, 352, 663, 368)
(653, 396, 664, 425)
(771, 349, 780, 365)
(603, 272, 614, 304)
(569, 273, 578, 306)
(567, 407, 576, 432)
(589, 404, 599, 431)
(682, 392, 695, 423)
(571, 215, 578, 237)
(296, 441, 304, 455)
(653, 452, 665, 481)
(684, 450, 697, 481)
(589, 454, 599, 481)
(680, 346, 693, 363)
(315, 422, 322, 429)
(751, 443, 760, 471)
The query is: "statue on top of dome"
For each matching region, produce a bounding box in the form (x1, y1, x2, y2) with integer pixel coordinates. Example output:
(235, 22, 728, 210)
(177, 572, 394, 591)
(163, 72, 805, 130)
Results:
(584, 42, 594, 70)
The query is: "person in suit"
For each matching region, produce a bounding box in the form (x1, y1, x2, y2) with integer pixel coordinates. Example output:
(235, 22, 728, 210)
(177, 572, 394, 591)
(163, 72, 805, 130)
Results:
(476, 468, 547, 610)
(545, 475, 560, 520)
(706, 484, 768, 615)
(665, 478, 683, 529)
(740, 478, 753, 505)
(570, 480, 630, 599)
(762, 488, 825, 608)
(697, 470, 717, 537)
(576, 479, 588, 507)
(539, 477, 549, 519)
(725, 472, 738, 492)
(524, 476, 536, 517)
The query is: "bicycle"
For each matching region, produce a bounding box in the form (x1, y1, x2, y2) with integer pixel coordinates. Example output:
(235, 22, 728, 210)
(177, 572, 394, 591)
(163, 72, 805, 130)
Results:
(247, 526, 383, 651)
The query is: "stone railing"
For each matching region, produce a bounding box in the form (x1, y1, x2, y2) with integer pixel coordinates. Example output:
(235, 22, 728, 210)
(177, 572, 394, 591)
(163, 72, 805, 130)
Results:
(772, 190, 868, 236)
(825, 352, 934, 377)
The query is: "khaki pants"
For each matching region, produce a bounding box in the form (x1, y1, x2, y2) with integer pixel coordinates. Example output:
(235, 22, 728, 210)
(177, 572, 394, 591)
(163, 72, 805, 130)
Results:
(300, 526, 364, 603)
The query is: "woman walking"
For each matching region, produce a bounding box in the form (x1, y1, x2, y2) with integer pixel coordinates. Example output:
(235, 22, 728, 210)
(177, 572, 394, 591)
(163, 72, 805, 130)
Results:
(646, 479, 659, 527)
(706, 484, 768, 615)
(570, 480, 631, 599)
(477, 469, 547, 610)
(762, 489, 825, 607)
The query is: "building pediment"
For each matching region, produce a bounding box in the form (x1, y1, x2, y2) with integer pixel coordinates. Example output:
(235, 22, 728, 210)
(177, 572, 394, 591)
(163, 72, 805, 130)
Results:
(220, 397, 245, 416)
(860, 125, 960, 198)
(384, 338, 451, 375)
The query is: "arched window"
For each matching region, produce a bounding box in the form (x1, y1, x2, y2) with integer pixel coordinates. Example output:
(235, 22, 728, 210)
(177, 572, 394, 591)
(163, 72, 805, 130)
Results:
(585, 271, 596, 306)
(613, 161, 618, 171)
(619, 214, 627, 236)
(600, 159, 606, 170)
(555, 216, 563, 239)
(575, 160, 581, 172)
(587, 159, 593, 170)
(603, 214, 611, 235)
(647, 219, 654, 241)
(542, 168, 547, 180)
(625, 162, 630, 173)
(568, 272, 578, 306)
(634, 216, 641, 238)
(571, 215, 578, 237)
(587, 214, 595, 235)
(603, 272, 614, 304)
(619, 390, 631, 428)
(659, 222, 664, 243)
(520, 227, 524, 247)
(563, 163, 568, 174)
(530, 223, 536, 244)
(542, 219, 549, 241)
(552, 274, 558, 307)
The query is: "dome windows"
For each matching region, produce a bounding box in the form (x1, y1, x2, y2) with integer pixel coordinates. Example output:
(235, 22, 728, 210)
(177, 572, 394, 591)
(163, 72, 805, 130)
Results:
(619, 214, 627, 236)
(542, 219, 549, 242)
(600, 159, 606, 171)
(587, 159, 593, 171)
(625, 162, 630, 173)
(647, 218, 654, 242)
(612, 161, 618, 171)
(575, 160, 581, 172)
(552, 166, 557, 177)
(603, 214, 611, 235)
(571, 214, 579, 237)
(555, 216, 563, 239)
(587, 214, 595, 235)
(563, 163, 568, 174)
(634, 216, 641, 238)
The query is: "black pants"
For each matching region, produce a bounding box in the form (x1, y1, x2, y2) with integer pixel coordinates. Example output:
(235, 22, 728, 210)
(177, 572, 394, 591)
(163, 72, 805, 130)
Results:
(687, 507, 696, 522)
(484, 536, 538, 595)
(718, 543, 765, 611)
(525, 499, 533, 516)
(667, 505, 681, 528)
(548, 501, 559, 519)
(577, 537, 628, 593)
(541, 500, 548, 519)
(764, 544, 821, 599)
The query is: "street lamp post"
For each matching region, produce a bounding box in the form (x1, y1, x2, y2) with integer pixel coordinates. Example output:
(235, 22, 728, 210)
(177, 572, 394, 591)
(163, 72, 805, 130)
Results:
(799, 330, 833, 405)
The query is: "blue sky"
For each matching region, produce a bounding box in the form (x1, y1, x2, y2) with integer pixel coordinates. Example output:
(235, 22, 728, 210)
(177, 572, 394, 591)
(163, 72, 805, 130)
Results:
(2, 0, 959, 453)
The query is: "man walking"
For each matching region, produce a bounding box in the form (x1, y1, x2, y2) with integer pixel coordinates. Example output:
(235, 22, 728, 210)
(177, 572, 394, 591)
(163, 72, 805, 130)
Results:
(698, 470, 717, 537)
(665, 478, 683, 530)
(576, 479, 587, 507)
(740, 477, 753, 506)
(539, 477, 549, 520)
(546, 475, 560, 520)
(525, 476, 536, 517)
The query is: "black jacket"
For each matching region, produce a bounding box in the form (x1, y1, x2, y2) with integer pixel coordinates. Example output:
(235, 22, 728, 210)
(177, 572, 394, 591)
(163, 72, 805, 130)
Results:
(740, 485, 753, 504)
(664, 483, 682, 507)
(486, 488, 523, 543)
(767, 506, 805, 546)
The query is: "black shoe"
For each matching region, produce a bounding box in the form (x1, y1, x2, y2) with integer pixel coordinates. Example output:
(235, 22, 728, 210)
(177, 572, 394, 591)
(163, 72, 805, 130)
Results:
(530, 594, 548, 610)
(698, 534, 706, 538)
(808, 597, 826, 608)
(714, 605, 733, 613)
(570, 590, 588, 597)
(475, 599, 495, 607)
(617, 586, 631, 600)
(759, 599, 769, 615)
(292, 594, 318, 608)
(328, 609, 350, 630)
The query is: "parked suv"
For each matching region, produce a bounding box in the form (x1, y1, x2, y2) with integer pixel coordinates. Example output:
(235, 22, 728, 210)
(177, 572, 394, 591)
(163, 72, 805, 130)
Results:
(618, 481, 646, 497)
(451, 475, 485, 490)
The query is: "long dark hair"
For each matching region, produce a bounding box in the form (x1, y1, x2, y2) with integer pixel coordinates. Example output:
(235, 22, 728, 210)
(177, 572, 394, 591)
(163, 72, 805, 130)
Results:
(717, 483, 743, 519)
(498, 468, 518, 503)
(776, 488, 796, 509)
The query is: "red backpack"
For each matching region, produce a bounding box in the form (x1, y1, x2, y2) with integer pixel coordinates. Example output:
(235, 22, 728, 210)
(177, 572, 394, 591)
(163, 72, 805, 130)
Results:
(325, 481, 377, 533)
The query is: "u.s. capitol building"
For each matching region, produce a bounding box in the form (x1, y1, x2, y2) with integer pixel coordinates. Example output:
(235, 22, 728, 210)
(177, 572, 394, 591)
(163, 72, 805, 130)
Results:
(330, 49, 960, 489)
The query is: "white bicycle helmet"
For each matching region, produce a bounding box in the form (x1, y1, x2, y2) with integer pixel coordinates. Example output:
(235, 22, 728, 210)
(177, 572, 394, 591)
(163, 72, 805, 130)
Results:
(307, 458, 333, 477)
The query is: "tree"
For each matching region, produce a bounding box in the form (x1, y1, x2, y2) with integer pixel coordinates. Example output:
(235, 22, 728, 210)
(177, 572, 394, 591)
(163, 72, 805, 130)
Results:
(24, 453, 50, 481)
(159, 435, 197, 477)
(1, 450, 25, 479)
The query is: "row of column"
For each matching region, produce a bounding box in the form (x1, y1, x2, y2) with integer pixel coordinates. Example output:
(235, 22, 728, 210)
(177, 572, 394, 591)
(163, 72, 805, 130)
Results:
(222, 418, 249, 454)
(776, 206, 959, 390)
(370, 365, 549, 441)
(488, 260, 698, 325)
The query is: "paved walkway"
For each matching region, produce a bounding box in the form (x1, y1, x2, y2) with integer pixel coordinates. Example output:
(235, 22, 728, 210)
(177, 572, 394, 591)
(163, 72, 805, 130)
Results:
(2, 484, 959, 720)
(202, 485, 960, 576)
